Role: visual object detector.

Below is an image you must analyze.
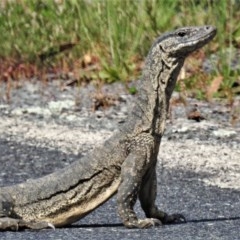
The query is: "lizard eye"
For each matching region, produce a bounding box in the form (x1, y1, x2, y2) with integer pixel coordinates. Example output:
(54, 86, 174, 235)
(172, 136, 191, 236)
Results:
(177, 31, 186, 37)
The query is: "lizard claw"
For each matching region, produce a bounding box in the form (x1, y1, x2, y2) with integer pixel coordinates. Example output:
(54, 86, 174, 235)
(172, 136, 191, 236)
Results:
(47, 222, 55, 230)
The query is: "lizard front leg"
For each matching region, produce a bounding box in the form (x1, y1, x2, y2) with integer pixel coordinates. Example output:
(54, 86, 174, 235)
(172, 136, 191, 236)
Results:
(139, 167, 186, 224)
(117, 150, 161, 228)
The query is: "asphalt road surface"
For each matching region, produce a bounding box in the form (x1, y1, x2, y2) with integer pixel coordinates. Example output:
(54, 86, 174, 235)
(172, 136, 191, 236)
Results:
(0, 139, 239, 240)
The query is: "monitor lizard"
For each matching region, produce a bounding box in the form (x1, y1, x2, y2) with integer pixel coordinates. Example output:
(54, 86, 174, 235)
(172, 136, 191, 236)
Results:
(0, 25, 216, 231)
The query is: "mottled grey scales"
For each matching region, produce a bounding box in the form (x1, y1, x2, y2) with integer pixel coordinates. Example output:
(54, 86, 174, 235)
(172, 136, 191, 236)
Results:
(0, 26, 216, 230)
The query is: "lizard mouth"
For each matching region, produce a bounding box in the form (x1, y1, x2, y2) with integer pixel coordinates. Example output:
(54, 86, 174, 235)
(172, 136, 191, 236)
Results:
(196, 26, 217, 44)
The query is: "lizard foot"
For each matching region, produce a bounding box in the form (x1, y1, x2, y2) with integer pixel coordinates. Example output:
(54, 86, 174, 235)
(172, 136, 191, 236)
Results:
(19, 220, 55, 230)
(125, 218, 162, 229)
(0, 217, 55, 231)
(138, 218, 162, 228)
(0, 217, 19, 231)
(162, 213, 186, 224)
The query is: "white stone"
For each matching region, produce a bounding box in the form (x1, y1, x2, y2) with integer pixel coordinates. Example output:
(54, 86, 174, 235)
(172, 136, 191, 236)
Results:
(212, 129, 237, 138)
(48, 100, 75, 114)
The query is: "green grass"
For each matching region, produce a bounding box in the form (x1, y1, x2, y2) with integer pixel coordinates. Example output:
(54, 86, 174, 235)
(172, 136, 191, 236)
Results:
(0, 0, 240, 99)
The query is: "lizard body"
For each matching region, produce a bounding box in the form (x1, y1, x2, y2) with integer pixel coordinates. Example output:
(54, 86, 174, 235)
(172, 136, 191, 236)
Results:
(0, 26, 216, 230)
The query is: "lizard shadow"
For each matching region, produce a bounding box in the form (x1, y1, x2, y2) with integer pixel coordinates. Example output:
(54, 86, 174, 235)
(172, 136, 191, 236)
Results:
(187, 216, 240, 224)
(63, 216, 240, 228)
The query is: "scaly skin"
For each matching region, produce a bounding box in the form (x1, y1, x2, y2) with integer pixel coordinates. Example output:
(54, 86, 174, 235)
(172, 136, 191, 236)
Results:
(0, 26, 216, 231)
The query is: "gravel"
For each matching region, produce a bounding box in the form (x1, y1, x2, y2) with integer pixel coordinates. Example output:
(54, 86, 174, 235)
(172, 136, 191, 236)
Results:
(0, 79, 239, 239)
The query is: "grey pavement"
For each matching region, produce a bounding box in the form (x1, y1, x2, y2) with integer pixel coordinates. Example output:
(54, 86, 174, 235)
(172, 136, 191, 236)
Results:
(0, 138, 240, 240)
(0, 81, 239, 239)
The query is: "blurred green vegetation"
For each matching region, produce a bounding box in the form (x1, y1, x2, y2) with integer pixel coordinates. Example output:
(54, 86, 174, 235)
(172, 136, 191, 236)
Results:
(0, 0, 240, 99)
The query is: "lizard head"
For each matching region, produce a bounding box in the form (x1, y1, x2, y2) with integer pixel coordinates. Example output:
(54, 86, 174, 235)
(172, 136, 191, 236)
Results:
(144, 26, 216, 93)
(157, 25, 217, 58)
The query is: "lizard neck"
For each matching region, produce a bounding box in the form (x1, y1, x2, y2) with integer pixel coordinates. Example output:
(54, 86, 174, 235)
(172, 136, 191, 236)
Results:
(146, 55, 184, 138)
(123, 51, 184, 138)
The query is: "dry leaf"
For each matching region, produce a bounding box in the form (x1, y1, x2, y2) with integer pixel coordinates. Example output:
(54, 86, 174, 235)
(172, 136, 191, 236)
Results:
(206, 75, 223, 101)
